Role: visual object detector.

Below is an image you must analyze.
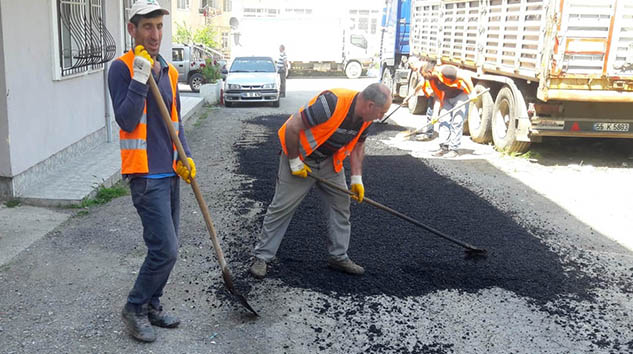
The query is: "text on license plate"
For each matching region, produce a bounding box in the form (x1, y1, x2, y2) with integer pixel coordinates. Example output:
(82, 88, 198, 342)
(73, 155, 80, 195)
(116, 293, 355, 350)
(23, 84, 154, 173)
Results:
(243, 92, 261, 98)
(593, 123, 630, 132)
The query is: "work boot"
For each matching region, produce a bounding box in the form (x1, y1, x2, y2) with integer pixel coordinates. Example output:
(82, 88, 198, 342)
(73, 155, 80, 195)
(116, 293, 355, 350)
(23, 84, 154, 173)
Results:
(250, 258, 267, 279)
(148, 304, 180, 328)
(328, 258, 365, 275)
(121, 303, 156, 343)
(444, 150, 459, 158)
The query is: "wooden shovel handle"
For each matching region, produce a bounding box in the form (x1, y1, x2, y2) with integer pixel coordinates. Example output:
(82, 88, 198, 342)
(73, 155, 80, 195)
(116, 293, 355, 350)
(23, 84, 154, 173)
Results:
(147, 75, 228, 270)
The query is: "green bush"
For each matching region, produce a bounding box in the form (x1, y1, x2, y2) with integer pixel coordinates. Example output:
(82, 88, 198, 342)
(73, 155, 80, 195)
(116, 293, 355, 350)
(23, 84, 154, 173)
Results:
(201, 59, 222, 84)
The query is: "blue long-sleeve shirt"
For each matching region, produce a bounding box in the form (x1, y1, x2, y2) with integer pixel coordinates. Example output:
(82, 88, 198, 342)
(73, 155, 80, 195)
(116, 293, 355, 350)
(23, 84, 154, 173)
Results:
(108, 54, 192, 176)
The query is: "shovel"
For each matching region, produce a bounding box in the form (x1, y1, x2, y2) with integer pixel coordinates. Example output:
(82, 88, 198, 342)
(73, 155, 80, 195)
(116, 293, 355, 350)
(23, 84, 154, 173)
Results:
(402, 88, 490, 138)
(309, 174, 487, 258)
(147, 75, 258, 316)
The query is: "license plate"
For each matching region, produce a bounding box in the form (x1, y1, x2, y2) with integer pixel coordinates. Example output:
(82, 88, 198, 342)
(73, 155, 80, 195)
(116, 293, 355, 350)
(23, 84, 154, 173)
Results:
(593, 122, 630, 132)
(243, 92, 261, 98)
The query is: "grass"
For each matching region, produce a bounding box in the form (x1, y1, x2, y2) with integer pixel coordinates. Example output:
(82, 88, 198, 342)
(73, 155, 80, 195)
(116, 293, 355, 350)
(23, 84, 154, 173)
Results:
(72, 181, 129, 210)
(192, 111, 209, 128)
(4, 199, 20, 208)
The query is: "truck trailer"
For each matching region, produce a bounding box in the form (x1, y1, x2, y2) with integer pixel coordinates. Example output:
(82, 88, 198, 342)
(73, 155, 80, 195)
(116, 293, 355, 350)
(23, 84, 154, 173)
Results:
(382, 0, 633, 153)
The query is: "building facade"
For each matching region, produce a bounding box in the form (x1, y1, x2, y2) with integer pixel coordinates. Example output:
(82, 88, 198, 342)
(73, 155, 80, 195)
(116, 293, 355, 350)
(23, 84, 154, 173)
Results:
(0, 0, 173, 199)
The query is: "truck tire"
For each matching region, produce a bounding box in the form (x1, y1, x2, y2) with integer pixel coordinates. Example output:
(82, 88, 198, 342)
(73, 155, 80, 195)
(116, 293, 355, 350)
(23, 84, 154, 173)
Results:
(189, 73, 204, 92)
(468, 84, 494, 143)
(272, 99, 280, 108)
(224, 101, 233, 107)
(345, 61, 362, 79)
(492, 86, 530, 153)
(407, 74, 427, 114)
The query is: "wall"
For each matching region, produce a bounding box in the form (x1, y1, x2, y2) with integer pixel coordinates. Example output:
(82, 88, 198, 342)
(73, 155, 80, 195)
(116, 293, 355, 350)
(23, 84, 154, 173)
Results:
(1, 0, 106, 177)
(0, 2, 9, 179)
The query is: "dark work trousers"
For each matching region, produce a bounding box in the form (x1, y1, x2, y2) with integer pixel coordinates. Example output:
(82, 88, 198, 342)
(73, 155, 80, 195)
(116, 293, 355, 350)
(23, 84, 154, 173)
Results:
(279, 68, 286, 97)
(127, 176, 180, 310)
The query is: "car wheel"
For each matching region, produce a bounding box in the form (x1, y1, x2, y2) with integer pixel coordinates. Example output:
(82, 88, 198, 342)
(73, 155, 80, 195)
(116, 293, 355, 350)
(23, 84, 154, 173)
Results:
(189, 73, 204, 92)
(224, 101, 233, 107)
(272, 99, 280, 108)
(345, 61, 362, 79)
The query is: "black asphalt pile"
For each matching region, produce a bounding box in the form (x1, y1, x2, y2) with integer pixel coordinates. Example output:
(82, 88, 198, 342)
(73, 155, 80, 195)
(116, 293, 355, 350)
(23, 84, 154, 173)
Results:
(234, 115, 598, 308)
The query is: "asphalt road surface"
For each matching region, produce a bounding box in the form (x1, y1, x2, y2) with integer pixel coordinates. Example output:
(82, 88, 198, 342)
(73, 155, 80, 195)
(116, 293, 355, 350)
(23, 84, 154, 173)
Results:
(1, 77, 631, 353)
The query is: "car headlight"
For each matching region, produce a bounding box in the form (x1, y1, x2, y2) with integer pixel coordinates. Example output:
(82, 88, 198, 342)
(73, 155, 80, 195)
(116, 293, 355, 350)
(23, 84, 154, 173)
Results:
(227, 84, 241, 90)
(262, 83, 276, 89)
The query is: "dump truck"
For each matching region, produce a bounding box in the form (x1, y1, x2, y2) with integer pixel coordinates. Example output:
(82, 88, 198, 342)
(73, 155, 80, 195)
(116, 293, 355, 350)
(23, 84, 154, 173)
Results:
(383, 0, 633, 152)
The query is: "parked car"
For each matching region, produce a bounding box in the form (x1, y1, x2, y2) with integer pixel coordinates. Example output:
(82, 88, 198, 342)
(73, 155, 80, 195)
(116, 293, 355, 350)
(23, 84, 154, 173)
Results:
(223, 56, 280, 108)
(172, 43, 224, 92)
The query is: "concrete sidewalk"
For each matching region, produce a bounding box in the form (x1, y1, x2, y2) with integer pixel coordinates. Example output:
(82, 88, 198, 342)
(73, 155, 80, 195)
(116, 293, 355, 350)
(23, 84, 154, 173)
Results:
(18, 96, 204, 207)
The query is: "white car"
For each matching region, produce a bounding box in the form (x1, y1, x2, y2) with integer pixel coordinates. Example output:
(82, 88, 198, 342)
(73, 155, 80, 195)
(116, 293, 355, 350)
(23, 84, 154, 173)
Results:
(223, 56, 281, 107)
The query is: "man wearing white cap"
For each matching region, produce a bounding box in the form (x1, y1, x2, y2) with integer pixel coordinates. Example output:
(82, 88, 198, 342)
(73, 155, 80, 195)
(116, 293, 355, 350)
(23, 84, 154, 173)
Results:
(108, 0, 196, 342)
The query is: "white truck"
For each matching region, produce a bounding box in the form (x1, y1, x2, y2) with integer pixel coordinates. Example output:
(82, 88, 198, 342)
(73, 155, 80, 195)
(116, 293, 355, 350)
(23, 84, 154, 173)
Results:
(232, 15, 374, 79)
(396, 0, 633, 152)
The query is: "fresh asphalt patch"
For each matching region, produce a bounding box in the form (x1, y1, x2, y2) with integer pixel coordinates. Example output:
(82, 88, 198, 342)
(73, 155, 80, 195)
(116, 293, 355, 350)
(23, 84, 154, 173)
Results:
(233, 115, 599, 311)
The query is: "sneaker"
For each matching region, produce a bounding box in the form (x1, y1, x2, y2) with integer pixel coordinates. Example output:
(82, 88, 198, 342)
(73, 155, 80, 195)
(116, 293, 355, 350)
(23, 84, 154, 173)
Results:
(327, 258, 365, 275)
(148, 305, 180, 328)
(250, 258, 267, 279)
(444, 150, 459, 158)
(121, 303, 156, 342)
(431, 149, 447, 157)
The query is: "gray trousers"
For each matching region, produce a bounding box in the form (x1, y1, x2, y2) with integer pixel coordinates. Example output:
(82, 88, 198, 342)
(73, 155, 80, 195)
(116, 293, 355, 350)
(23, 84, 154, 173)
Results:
(438, 92, 469, 151)
(253, 153, 351, 262)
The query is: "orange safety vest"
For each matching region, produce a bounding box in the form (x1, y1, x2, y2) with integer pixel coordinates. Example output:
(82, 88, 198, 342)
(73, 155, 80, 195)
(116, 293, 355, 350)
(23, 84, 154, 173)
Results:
(117, 50, 180, 174)
(278, 88, 372, 173)
(426, 66, 471, 104)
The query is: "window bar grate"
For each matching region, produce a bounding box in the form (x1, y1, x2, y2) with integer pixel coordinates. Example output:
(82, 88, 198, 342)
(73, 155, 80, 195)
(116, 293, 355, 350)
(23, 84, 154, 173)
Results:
(58, 0, 116, 77)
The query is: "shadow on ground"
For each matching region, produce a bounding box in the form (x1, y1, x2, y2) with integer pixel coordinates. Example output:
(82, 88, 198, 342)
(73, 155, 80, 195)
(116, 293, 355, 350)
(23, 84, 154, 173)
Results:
(234, 115, 599, 308)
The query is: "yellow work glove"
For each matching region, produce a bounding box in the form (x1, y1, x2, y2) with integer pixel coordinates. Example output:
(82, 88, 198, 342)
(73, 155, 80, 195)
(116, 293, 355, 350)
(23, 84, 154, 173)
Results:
(176, 157, 196, 184)
(132, 45, 154, 84)
(288, 157, 311, 178)
(350, 175, 364, 203)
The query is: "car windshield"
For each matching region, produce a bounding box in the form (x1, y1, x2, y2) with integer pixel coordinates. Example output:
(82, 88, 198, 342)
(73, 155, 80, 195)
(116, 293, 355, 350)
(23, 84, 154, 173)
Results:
(230, 58, 276, 73)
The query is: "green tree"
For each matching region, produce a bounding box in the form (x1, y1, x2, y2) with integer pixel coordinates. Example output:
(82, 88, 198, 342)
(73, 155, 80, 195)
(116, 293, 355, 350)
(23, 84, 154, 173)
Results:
(174, 21, 193, 44)
(193, 25, 219, 49)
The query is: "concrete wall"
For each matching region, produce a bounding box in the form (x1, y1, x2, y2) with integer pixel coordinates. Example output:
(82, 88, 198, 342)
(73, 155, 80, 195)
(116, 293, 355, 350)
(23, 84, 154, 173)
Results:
(0, 3, 9, 179)
(1, 0, 106, 176)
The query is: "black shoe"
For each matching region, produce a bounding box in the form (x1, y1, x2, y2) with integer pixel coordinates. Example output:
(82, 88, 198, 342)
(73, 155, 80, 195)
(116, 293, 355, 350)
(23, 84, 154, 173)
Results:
(148, 305, 180, 328)
(121, 303, 156, 342)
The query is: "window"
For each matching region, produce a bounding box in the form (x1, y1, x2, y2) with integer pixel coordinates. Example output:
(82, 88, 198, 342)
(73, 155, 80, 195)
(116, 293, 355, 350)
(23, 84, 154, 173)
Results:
(177, 0, 189, 9)
(358, 18, 369, 32)
(223, 0, 232, 12)
(172, 48, 184, 62)
(350, 34, 367, 49)
(56, 0, 115, 78)
(222, 32, 229, 49)
(123, 0, 133, 52)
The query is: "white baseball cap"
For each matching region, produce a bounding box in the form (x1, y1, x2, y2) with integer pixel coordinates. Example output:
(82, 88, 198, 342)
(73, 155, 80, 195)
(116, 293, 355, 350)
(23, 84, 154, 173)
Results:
(129, 0, 169, 20)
